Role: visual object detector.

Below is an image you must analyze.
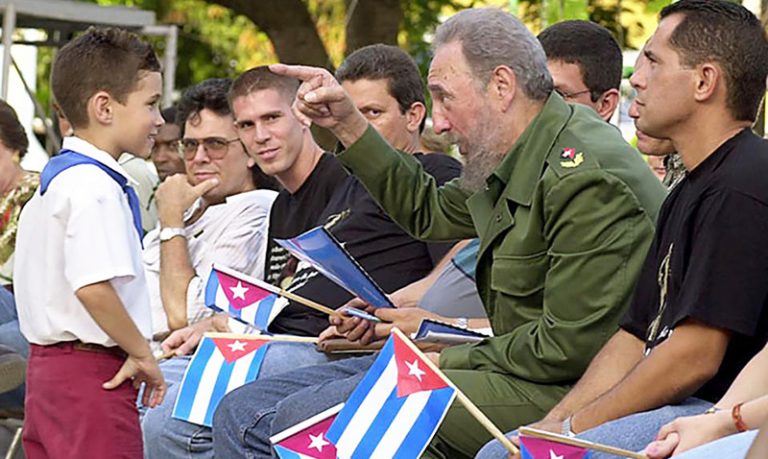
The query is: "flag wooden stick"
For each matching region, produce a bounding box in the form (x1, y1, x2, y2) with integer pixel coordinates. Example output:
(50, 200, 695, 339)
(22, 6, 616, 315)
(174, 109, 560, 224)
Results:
(391, 328, 519, 455)
(277, 288, 344, 319)
(518, 427, 648, 459)
(155, 350, 176, 362)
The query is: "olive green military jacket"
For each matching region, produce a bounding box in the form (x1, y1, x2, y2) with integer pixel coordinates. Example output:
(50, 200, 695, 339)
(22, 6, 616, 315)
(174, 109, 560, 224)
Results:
(339, 94, 666, 384)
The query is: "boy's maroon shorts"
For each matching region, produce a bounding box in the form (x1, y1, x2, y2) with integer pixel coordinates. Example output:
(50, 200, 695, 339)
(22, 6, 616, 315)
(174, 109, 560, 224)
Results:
(23, 342, 142, 459)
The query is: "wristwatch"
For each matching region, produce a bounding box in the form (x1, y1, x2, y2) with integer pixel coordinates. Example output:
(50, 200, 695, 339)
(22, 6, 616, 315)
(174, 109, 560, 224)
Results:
(455, 317, 469, 329)
(159, 227, 186, 242)
(562, 416, 576, 437)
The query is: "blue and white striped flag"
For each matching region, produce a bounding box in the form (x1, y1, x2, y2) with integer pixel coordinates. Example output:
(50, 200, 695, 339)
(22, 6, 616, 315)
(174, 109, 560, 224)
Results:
(205, 264, 289, 331)
(325, 330, 456, 458)
(172, 333, 269, 427)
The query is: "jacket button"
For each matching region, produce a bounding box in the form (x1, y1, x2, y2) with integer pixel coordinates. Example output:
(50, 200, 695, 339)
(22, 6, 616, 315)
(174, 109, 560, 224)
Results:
(495, 214, 502, 223)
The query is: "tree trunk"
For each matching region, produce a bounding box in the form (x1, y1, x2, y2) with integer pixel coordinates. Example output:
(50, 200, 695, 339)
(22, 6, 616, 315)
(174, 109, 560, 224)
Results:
(212, 0, 333, 69)
(344, 0, 402, 55)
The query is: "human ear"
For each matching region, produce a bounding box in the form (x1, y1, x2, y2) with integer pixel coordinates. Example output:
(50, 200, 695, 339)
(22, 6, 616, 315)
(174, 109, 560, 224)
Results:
(406, 102, 426, 133)
(489, 65, 517, 111)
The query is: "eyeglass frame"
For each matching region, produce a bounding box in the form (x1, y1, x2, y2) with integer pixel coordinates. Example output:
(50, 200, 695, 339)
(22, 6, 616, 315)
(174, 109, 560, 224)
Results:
(554, 87, 593, 101)
(177, 136, 243, 160)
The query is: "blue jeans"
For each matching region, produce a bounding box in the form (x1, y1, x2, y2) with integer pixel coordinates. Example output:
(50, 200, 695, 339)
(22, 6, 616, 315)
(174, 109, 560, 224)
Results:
(141, 341, 341, 459)
(475, 398, 712, 459)
(213, 354, 375, 458)
(0, 287, 27, 409)
(676, 430, 757, 459)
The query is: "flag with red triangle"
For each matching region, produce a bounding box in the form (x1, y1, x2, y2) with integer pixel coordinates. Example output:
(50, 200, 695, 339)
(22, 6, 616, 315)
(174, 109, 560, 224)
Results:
(271, 404, 344, 459)
(172, 334, 269, 427)
(519, 435, 592, 459)
(205, 264, 289, 331)
(324, 330, 456, 458)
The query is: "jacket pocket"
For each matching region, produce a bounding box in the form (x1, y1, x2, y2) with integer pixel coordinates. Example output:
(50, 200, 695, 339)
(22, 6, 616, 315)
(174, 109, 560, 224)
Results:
(490, 253, 547, 297)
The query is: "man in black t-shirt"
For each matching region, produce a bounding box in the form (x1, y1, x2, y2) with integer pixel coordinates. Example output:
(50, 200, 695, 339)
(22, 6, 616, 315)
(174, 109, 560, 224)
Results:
(475, 2, 768, 457)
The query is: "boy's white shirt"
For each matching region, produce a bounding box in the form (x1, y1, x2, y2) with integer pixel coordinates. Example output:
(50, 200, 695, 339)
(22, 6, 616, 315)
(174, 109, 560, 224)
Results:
(14, 136, 152, 346)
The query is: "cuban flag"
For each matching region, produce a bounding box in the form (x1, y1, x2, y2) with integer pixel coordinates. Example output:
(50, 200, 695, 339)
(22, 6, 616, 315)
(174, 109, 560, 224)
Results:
(325, 330, 456, 458)
(270, 404, 344, 459)
(205, 264, 288, 331)
(519, 436, 592, 459)
(172, 334, 269, 427)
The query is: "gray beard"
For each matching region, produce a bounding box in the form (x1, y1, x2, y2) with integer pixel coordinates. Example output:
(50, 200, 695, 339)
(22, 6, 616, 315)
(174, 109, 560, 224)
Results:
(459, 148, 506, 193)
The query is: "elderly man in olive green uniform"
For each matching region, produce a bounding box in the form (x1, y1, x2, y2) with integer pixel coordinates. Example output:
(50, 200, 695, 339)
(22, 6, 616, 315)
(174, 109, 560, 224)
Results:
(234, 9, 666, 458)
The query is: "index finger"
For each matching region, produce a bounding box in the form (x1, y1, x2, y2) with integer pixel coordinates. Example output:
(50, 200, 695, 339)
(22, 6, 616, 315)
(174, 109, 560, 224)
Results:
(270, 63, 329, 82)
(192, 177, 219, 197)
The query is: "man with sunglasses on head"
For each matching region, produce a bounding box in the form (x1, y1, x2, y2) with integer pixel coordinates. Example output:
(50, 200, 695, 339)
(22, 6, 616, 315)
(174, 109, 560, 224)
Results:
(142, 78, 278, 344)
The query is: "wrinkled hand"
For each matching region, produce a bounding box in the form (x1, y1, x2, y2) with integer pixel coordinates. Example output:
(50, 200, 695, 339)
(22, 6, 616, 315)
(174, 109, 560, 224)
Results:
(161, 316, 223, 356)
(330, 299, 379, 345)
(645, 412, 735, 458)
(269, 64, 368, 145)
(103, 354, 167, 408)
(156, 174, 219, 226)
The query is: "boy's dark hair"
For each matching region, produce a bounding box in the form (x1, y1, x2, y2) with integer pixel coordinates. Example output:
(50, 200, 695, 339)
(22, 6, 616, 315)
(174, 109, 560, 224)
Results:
(161, 106, 178, 127)
(228, 66, 300, 106)
(336, 44, 426, 116)
(660, 0, 768, 122)
(176, 78, 232, 136)
(0, 99, 29, 159)
(51, 27, 161, 129)
(538, 20, 622, 102)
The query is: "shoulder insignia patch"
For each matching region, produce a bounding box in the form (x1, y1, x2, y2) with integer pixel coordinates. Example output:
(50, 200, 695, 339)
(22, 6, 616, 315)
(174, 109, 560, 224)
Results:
(560, 147, 584, 168)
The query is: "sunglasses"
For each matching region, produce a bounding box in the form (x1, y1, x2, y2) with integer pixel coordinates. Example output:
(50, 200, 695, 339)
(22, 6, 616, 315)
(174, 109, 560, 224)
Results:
(178, 137, 241, 160)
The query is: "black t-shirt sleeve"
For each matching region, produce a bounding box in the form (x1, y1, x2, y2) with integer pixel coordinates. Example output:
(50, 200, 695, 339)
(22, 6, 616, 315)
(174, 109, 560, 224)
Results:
(670, 188, 768, 335)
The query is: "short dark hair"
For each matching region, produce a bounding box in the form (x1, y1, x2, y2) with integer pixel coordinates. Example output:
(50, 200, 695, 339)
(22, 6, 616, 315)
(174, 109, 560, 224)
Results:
(161, 106, 177, 127)
(336, 44, 426, 113)
(51, 27, 161, 129)
(660, 0, 768, 122)
(538, 20, 622, 102)
(176, 78, 232, 136)
(229, 66, 300, 106)
(0, 99, 28, 159)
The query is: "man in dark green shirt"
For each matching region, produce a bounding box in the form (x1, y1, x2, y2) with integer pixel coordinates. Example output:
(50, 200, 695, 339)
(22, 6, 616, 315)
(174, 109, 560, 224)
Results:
(247, 8, 666, 458)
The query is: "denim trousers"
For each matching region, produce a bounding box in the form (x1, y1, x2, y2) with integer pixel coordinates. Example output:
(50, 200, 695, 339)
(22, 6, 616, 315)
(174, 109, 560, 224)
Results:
(141, 341, 339, 459)
(213, 353, 376, 458)
(0, 287, 27, 409)
(676, 430, 757, 459)
(475, 398, 712, 459)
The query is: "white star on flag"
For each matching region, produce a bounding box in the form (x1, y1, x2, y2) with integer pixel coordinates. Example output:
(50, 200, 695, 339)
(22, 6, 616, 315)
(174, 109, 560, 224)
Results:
(308, 433, 330, 452)
(229, 281, 249, 300)
(405, 359, 426, 382)
(228, 340, 247, 353)
(550, 450, 564, 459)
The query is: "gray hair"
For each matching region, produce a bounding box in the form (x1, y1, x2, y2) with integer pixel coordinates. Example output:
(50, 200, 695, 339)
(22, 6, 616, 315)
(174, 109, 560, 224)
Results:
(434, 8, 553, 100)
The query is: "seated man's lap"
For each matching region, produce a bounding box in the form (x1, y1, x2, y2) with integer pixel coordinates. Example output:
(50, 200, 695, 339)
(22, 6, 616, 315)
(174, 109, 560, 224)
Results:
(425, 370, 571, 459)
(212, 354, 376, 457)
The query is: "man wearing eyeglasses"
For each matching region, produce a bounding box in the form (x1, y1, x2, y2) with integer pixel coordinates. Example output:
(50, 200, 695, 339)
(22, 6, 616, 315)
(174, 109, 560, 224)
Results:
(142, 78, 278, 343)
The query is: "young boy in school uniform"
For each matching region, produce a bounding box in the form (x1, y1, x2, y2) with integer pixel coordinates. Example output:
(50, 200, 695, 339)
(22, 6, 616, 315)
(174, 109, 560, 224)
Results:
(14, 27, 168, 458)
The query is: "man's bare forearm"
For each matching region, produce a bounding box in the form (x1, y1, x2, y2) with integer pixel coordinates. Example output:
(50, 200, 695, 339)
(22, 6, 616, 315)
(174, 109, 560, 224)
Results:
(159, 236, 196, 330)
(76, 281, 152, 358)
(545, 329, 644, 422)
(571, 321, 730, 433)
